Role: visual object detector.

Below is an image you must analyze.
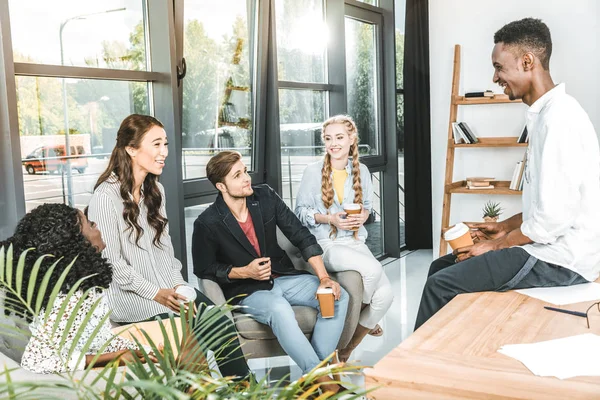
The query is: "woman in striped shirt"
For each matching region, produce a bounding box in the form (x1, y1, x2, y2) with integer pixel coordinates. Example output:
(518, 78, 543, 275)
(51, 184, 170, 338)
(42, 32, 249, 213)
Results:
(88, 114, 251, 379)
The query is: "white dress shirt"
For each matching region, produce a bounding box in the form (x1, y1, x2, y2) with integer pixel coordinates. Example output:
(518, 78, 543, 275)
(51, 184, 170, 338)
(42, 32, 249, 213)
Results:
(88, 176, 187, 322)
(520, 83, 600, 282)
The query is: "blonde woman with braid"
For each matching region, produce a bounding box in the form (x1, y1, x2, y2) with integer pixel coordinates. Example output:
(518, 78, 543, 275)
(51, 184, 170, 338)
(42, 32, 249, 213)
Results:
(295, 115, 393, 362)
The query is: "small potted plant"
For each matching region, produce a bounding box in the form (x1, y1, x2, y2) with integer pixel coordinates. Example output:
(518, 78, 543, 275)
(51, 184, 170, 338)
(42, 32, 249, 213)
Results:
(482, 200, 502, 222)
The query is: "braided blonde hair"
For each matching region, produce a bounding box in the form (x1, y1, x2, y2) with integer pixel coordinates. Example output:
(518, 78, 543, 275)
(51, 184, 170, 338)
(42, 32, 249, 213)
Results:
(321, 115, 363, 239)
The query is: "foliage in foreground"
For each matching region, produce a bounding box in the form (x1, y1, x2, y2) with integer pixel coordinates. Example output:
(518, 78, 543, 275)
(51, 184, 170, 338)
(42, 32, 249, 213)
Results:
(0, 245, 374, 399)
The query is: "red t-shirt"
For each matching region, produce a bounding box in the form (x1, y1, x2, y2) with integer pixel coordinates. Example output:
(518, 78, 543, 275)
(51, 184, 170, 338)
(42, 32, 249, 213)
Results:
(238, 215, 278, 279)
(238, 214, 261, 256)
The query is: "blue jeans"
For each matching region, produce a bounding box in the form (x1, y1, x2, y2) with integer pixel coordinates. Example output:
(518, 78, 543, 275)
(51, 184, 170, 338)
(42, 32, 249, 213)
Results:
(239, 274, 349, 374)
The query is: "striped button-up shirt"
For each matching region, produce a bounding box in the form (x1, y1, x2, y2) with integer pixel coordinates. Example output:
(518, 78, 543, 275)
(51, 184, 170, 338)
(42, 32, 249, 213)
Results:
(88, 176, 187, 322)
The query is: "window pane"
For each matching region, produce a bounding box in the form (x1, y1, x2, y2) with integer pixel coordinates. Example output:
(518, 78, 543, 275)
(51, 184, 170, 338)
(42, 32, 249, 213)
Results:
(275, 0, 326, 83)
(345, 17, 379, 156)
(182, 0, 256, 180)
(366, 171, 384, 257)
(279, 89, 326, 208)
(16, 76, 149, 211)
(9, 0, 147, 70)
(397, 94, 405, 247)
(355, 0, 378, 5)
(395, 0, 406, 88)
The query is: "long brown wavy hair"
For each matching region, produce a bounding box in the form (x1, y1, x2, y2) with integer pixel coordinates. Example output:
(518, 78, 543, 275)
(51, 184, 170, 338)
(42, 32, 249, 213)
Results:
(94, 114, 168, 248)
(321, 115, 363, 239)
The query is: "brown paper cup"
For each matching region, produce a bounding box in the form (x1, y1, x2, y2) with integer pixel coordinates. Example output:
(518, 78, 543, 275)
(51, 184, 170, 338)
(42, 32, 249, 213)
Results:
(343, 203, 362, 231)
(317, 288, 335, 318)
(444, 222, 474, 250)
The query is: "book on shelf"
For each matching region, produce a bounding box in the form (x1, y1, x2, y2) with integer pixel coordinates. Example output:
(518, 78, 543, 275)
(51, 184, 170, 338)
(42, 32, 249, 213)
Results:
(509, 155, 527, 190)
(451, 122, 467, 144)
(517, 125, 529, 143)
(466, 176, 495, 189)
(466, 180, 493, 187)
(464, 90, 494, 98)
(509, 162, 522, 190)
(467, 184, 495, 190)
(458, 122, 479, 143)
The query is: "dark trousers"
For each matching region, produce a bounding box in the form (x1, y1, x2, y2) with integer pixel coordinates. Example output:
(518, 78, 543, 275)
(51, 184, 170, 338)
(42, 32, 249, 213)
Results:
(120, 289, 250, 379)
(414, 247, 588, 330)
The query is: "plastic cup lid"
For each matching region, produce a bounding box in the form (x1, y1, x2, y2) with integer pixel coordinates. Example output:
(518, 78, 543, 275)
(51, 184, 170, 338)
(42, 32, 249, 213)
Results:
(444, 222, 469, 241)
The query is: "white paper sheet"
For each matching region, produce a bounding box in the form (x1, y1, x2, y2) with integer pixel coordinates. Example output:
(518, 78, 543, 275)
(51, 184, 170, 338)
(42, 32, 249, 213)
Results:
(515, 282, 600, 305)
(498, 333, 600, 379)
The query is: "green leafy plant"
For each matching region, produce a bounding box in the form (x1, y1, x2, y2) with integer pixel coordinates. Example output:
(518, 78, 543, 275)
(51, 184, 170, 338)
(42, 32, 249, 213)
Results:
(482, 201, 503, 220)
(0, 245, 373, 399)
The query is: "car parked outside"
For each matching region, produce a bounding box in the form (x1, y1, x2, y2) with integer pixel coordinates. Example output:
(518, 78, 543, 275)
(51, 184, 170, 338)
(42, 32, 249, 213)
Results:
(22, 145, 88, 175)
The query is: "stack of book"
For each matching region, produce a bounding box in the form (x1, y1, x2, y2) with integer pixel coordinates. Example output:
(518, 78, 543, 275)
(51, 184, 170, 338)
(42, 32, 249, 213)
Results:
(509, 156, 527, 190)
(452, 121, 479, 144)
(464, 90, 494, 98)
(466, 177, 495, 190)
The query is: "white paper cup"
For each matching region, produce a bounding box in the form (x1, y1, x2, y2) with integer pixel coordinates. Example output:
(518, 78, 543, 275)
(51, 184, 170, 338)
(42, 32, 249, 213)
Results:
(342, 204, 362, 231)
(444, 222, 474, 250)
(175, 285, 197, 304)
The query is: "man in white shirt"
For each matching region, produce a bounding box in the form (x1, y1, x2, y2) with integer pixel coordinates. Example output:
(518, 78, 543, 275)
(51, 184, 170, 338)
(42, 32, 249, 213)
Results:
(415, 18, 600, 329)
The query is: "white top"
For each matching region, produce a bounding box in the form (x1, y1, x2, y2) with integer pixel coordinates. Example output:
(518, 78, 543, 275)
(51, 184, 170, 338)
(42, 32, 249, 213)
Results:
(520, 83, 600, 282)
(88, 176, 187, 322)
(21, 290, 137, 374)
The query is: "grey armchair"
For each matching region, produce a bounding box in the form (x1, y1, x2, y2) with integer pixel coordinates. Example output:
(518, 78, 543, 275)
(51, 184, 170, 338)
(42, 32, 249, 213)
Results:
(199, 228, 363, 360)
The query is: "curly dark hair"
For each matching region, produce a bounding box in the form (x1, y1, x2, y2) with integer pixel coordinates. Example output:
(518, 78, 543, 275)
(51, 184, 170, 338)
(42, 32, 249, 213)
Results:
(2, 203, 112, 318)
(94, 114, 168, 248)
(494, 18, 552, 70)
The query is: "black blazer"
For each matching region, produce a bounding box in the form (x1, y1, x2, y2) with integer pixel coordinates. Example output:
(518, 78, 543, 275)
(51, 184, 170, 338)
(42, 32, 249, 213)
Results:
(192, 184, 323, 304)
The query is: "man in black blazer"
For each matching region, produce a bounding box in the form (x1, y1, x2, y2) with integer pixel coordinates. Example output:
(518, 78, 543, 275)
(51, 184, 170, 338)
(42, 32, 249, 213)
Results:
(192, 151, 349, 393)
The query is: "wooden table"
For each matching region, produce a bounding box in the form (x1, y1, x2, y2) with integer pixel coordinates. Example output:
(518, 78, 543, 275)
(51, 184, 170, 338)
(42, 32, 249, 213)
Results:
(365, 290, 600, 399)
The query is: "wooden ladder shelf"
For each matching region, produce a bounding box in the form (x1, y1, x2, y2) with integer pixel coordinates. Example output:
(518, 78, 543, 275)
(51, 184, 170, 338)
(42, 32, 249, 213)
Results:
(439, 44, 525, 256)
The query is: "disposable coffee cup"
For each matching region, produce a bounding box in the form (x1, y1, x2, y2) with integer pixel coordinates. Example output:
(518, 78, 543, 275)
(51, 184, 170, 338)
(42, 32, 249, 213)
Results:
(175, 285, 197, 304)
(444, 222, 474, 250)
(343, 203, 362, 231)
(316, 288, 335, 318)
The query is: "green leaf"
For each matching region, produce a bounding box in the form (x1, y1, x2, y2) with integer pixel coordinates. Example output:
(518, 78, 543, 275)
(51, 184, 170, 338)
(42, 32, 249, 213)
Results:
(5, 244, 13, 289)
(14, 248, 33, 297)
(42, 257, 75, 322)
(34, 259, 59, 315)
(26, 254, 51, 305)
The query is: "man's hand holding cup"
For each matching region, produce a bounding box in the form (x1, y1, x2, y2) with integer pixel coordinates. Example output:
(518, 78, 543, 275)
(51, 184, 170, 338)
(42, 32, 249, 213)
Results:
(316, 276, 340, 319)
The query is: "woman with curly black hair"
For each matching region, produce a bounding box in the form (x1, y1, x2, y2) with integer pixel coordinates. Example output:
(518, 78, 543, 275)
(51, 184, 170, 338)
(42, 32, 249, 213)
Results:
(5, 203, 156, 374)
(88, 114, 251, 380)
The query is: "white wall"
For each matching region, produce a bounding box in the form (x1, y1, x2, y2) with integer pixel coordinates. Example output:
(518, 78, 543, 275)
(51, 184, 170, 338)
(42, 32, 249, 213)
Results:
(429, 0, 599, 255)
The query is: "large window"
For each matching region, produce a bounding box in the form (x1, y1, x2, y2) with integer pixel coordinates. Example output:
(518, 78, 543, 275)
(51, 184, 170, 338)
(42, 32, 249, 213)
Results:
(275, 0, 330, 208)
(9, 0, 154, 212)
(181, 0, 257, 181)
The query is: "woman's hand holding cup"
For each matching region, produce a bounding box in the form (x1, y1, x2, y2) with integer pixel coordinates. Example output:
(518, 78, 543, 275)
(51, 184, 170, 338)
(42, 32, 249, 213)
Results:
(329, 211, 354, 231)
